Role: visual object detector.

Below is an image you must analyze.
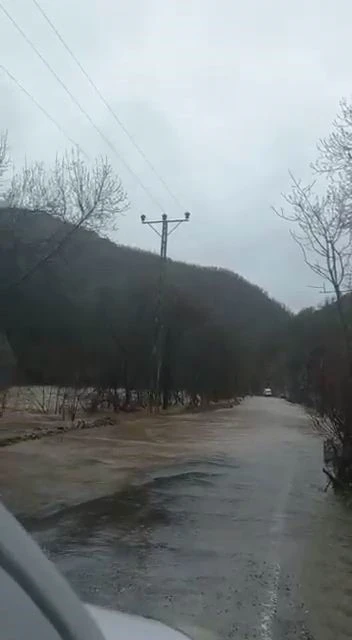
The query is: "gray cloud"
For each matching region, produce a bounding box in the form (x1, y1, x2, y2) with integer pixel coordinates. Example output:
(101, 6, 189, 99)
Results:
(1, 0, 351, 310)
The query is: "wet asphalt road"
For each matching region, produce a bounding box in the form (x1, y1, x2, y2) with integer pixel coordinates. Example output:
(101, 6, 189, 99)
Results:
(26, 398, 352, 640)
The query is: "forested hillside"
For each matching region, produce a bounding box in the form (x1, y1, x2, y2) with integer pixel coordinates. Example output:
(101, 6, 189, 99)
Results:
(0, 208, 290, 402)
(279, 298, 352, 408)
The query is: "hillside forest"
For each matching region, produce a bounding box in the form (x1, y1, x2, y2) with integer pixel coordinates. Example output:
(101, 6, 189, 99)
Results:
(2, 96, 352, 489)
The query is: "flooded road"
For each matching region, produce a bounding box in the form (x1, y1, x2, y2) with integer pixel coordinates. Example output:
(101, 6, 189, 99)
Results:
(13, 399, 352, 639)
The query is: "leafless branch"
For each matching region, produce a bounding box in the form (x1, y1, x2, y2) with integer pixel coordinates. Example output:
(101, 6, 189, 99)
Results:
(1, 147, 130, 293)
(275, 98, 352, 488)
(274, 169, 352, 301)
(5, 147, 129, 233)
(0, 130, 10, 190)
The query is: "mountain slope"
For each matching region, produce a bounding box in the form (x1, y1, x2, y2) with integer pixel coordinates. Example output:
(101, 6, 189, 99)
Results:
(0, 208, 291, 398)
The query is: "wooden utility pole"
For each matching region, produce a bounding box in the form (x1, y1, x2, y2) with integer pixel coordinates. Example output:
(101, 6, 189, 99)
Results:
(141, 212, 191, 409)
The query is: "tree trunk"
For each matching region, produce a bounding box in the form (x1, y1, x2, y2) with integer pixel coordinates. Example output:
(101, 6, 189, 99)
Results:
(123, 360, 131, 407)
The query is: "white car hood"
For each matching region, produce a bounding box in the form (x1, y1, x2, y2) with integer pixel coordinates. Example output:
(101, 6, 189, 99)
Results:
(86, 604, 191, 640)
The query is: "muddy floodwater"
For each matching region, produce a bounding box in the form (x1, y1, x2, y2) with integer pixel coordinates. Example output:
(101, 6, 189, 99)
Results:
(2, 398, 352, 639)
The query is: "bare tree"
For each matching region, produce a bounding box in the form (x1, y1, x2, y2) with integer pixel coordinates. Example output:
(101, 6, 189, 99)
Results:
(314, 99, 352, 176)
(274, 99, 352, 488)
(5, 147, 129, 233)
(0, 146, 129, 292)
(274, 100, 352, 312)
(0, 130, 10, 192)
(274, 176, 352, 347)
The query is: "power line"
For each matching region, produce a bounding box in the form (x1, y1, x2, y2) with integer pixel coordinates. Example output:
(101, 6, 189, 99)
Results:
(0, 64, 87, 156)
(0, 65, 89, 293)
(0, 64, 145, 217)
(0, 1, 164, 212)
(31, 0, 185, 212)
(0, 68, 139, 293)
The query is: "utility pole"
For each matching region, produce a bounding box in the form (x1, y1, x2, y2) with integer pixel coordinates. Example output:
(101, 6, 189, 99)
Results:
(141, 212, 191, 410)
(141, 212, 190, 259)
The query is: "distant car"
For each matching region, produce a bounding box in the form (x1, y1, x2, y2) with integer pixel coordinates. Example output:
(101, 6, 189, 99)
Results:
(263, 387, 272, 397)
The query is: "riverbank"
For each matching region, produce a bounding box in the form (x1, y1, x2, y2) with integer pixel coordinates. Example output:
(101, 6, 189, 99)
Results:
(0, 387, 238, 448)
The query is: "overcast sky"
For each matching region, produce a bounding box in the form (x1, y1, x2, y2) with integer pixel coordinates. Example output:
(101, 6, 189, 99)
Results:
(1, 0, 351, 310)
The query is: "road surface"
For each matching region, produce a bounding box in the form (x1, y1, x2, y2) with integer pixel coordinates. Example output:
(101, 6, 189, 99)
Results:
(17, 398, 352, 639)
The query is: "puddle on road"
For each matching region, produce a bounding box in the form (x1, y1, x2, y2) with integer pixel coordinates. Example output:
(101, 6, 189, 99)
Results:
(28, 459, 233, 550)
(29, 458, 352, 640)
(26, 484, 169, 550)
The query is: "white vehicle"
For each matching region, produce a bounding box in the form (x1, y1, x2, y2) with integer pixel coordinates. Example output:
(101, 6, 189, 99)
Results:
(263, 387, 272, 397)
(0, 502, 191, 640)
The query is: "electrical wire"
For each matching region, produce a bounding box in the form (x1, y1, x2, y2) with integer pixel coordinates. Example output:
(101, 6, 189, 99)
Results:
(0, 64, 87, 157)
(0, 1, 164, 212)
(0, 64, 142, 293)
(0, 63, 144, 216)
(31, 0, 185, 212)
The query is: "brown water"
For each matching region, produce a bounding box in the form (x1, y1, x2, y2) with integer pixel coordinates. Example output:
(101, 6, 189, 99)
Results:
(2, 397, 352, 639)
